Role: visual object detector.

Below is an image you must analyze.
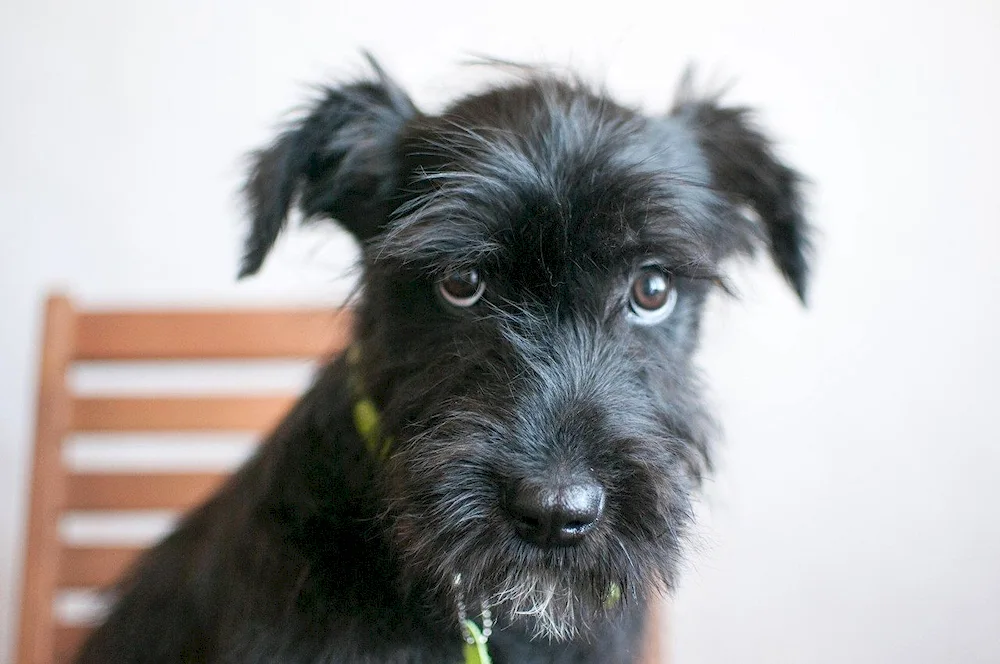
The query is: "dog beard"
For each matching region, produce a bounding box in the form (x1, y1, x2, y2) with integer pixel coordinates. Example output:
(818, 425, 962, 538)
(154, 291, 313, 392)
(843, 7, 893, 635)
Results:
(385, 403, 697, 642)
(477, 567, 614, 641)
(450, 542, 674, 642)
(392, 512, 625, 641)
(394, 507, 671, 642)
(388, 473, 691, 641)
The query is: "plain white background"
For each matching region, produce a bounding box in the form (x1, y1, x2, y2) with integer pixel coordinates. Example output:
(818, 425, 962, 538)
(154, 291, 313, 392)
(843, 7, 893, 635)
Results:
(2, 1, 999, 661)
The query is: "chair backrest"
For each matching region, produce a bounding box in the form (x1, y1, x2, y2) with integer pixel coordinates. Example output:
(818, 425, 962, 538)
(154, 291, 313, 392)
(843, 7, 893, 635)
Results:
(17, 294, 667, 664)
(17, 294, 350, 663)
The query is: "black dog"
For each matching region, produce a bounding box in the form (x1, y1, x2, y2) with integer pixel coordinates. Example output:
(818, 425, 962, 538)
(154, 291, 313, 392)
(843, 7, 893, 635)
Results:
(76, 57, 810, 663)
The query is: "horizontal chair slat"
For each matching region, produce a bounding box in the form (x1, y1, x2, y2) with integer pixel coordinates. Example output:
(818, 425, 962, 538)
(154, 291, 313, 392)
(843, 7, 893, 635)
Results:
(65, 472, 229, 510)
(72, 396, 296, 432)
(54, 624, 91, 663)
(75, 309, 352, 360)
(59, 546, 144, 588)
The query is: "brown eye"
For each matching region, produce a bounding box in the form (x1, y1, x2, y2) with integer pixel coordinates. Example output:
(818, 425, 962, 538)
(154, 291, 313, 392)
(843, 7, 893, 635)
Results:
(628, 265, 677, 324)
(438, 269, 485, 307)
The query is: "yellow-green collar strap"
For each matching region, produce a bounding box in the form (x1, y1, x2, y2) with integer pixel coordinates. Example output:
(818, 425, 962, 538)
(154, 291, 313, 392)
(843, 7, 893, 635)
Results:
(346, 345, 488, 664)
(462, 619, 492, 664)
(345, 345, 393, 461)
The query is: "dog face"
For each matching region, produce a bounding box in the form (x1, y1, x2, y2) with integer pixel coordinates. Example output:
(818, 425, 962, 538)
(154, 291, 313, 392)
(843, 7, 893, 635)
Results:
(241, 58, 810, 639)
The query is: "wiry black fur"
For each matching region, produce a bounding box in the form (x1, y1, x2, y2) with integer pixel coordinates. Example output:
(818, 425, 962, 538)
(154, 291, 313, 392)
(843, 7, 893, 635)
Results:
(76, 56, 811, 663)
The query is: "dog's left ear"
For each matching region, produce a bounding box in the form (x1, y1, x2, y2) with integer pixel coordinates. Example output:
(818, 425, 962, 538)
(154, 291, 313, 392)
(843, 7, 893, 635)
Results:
(672, 94, 813, 303)
(239, 56, 418, 277)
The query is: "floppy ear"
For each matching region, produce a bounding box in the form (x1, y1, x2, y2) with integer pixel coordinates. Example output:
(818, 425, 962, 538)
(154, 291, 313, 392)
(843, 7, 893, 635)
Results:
(672, 91, 812, 303)
(239, 56, 418, 277)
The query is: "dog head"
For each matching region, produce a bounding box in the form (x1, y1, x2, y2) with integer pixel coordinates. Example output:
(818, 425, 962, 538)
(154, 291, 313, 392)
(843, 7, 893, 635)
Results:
(241, 56, 811, 639)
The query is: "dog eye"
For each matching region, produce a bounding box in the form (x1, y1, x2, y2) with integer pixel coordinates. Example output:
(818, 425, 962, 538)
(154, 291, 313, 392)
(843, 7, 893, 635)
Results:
(438, 269, 485, 307)
(628, 265, 677, 324)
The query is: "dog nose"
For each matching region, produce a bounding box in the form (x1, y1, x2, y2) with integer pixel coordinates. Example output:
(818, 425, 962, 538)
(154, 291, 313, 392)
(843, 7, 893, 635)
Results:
(508, 480, 605, 547)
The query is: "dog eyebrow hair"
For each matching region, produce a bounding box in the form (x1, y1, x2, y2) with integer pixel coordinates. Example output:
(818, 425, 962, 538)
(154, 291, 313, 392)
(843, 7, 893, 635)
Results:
(371, 207, 504, 273)
(372, 215, 729, 287)
(612, 234, 725, 283)
(374, 188, 734, 280)
(372, 164, 523, 270)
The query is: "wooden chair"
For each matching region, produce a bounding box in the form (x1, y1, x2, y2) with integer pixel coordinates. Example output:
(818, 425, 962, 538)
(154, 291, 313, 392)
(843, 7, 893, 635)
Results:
(16, 294, 667, 664)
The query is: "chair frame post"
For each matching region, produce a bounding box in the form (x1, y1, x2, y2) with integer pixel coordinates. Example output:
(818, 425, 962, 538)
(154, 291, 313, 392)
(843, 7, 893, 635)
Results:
(17, 295, 76, 664)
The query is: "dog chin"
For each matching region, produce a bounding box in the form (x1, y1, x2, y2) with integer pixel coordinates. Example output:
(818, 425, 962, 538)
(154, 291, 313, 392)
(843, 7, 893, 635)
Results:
(463, 568, 617, 642)
(498, 576, 588, 641)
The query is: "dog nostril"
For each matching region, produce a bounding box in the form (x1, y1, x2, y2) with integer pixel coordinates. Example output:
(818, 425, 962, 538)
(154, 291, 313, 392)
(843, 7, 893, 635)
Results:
(518, 514, 542, 529)
(508, 480, 605, 548)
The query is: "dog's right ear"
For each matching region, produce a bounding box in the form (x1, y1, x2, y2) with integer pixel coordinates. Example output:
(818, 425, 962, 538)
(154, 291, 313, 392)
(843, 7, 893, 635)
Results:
(239, 57, 418, 277)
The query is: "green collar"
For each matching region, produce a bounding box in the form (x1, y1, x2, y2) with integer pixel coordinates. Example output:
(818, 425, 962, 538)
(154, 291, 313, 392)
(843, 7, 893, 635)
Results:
(461, 619, 492, 664)
(346, 345, 393, 461)
(346, 345, 490, 664)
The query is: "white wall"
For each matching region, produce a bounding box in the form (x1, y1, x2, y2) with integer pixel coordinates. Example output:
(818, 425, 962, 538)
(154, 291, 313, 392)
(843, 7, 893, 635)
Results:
(2, 1, 998, 661)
